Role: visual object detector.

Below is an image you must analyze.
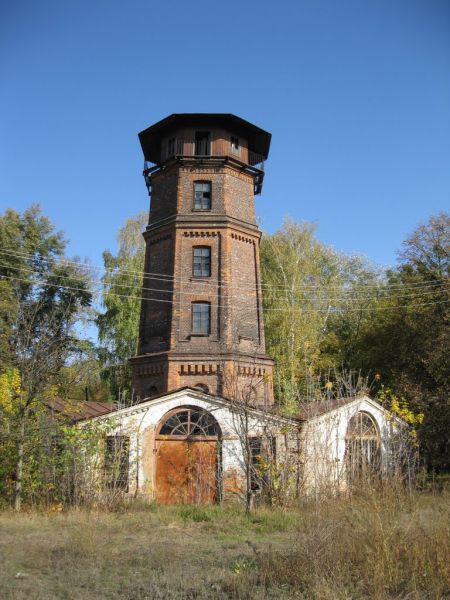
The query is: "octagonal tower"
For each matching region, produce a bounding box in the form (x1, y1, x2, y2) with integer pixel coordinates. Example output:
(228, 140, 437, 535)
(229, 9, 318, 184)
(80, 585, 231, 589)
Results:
(130, 114, 274, 405)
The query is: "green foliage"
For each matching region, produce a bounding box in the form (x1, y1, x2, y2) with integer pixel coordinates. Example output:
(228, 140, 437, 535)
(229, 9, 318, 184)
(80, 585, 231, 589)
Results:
(261, 213, 449, 472)
(0, 205, 95, 508)
(260, 219, 381, 403)
(261, 219, 341, 402)
(97, 211, 147, 399)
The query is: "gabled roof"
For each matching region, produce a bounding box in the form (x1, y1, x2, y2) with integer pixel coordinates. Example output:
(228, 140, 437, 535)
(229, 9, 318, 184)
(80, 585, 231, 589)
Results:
(74, 386, 299, 426)
(49, 389, 397, 428)
(296, 395, 400, 424)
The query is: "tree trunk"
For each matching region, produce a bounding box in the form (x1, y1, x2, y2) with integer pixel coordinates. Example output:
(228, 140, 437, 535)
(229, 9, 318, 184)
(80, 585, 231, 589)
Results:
(14, 417, 26, 511)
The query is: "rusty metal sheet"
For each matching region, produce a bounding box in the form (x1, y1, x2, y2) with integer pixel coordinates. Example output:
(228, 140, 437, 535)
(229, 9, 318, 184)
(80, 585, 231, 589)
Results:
(155, 440, 217, 505)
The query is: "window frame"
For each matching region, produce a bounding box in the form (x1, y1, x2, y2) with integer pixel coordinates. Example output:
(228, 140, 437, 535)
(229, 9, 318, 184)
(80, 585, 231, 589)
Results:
(104, 435, 130, 492)
(230, 135, 240, 155)
(194, 130, 211, 156)
(167, 137, 176, 157)
(193, 180, 212, 211)
(191, 301, 211, 336)
(192, 246, 211, 278)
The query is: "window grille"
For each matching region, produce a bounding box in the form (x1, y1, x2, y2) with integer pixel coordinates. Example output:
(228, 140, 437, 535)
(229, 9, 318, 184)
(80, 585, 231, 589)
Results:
(158, 407, 220, 437)
(104, 435, 130, 491)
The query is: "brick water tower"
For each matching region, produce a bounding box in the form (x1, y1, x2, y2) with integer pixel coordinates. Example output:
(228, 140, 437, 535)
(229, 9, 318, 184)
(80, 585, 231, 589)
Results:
(130, 114, 274, 405)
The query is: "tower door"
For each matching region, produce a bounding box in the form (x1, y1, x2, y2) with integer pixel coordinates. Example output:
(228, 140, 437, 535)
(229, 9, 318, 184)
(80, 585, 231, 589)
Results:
(155, 406, 221, 504)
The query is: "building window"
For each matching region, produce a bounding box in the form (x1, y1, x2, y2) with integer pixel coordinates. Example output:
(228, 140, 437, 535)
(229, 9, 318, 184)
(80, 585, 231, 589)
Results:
(167, 137, 176, 157)
(192, 302, 210, 335)
(195, 383, 209, 394)
(194, 181, 211, 210)
(195, 131, 210, 156)
(158, 407, 220, 437)
(249, 436, 276, 492)
(345, 412, 381, 485)
(104, 435, 130, 492)
(146, 385, 158, 398)
(230, 135, 240, 154)
(193, 246, 211, 277)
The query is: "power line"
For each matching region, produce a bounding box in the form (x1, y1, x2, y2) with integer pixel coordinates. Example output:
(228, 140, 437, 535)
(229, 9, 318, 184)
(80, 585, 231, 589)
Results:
(0, 247, 448, 295)
(2, 273, 449, 314)
(1, 247, 447, 292)
(1, 261, 448, 304)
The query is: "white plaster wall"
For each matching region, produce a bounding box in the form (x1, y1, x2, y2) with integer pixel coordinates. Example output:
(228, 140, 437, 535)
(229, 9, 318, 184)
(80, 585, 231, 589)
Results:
(300, 396, 395, 492)
(90, 391, 399, 501)
(95, 390, 275, 499)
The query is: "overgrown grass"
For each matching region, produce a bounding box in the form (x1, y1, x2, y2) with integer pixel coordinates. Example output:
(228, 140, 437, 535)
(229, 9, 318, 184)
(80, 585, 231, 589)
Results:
(0, 488, 448, 599)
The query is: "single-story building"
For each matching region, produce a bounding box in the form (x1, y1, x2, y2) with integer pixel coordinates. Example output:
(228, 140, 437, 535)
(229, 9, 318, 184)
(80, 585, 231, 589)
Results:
(68, 387, 405, 504)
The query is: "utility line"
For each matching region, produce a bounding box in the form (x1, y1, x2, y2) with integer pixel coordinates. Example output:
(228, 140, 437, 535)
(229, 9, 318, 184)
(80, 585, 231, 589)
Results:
(1, 262, 448, 303)
(1, 273, 449, 314)
(0, 248, 448, 295)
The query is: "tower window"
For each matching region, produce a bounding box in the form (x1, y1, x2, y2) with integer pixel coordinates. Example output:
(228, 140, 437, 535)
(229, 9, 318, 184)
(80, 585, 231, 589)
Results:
(192, 302, 211, 335)
(194, 181, 211, 210)
(193, 246, 211, 277)
(230, 135, 240, 154)
(195, 131, 211, 156)
(167, 137, 176, 157)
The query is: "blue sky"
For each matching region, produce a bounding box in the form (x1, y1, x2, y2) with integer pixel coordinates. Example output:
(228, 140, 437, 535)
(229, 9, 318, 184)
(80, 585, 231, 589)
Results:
(1, 0, 449, 270)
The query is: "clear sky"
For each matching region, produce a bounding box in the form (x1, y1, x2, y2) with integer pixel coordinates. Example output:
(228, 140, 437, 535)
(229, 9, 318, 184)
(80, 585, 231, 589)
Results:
(1, 0, 449, 270)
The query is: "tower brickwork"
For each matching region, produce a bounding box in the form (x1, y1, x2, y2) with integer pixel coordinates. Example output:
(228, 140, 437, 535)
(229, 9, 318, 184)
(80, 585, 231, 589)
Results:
(130, 114, 274, 405)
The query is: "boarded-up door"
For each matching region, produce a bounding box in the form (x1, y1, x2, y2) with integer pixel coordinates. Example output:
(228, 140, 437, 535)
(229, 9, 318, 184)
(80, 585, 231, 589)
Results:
(156, 440, 218, 504)
(155, 407, 221, 505)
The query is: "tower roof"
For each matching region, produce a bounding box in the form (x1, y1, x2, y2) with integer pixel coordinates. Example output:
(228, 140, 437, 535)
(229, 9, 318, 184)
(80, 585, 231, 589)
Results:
(138, 113, 272, 164)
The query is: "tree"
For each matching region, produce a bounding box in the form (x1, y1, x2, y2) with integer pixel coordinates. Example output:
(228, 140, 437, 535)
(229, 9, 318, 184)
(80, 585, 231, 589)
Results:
(340, 213, 449, 471)
(260, 220, 342, 404)
(97, 211, 147, 399)
(0, 205, 92, 509)
(260, 219, 382, 405)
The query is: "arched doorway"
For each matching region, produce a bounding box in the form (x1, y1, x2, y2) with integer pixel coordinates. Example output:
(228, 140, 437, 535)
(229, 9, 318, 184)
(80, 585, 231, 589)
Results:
(345, 411, 381, 485)
(155, 406, 221, 504)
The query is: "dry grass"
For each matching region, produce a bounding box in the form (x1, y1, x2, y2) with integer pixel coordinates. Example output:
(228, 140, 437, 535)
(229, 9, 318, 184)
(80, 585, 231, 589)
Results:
(0, 489, 448, 599)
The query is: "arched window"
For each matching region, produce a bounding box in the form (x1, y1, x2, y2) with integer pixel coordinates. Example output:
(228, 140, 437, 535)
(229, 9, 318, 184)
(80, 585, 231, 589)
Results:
(157, 407, 220, 438)
(345, 412, 381, 484)
(146, 385, 158, 398)
(194, 383, 209, 394)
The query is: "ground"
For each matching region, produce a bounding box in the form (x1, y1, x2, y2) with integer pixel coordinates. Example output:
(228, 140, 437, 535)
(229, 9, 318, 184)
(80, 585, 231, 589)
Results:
(0, 489, 449, 600)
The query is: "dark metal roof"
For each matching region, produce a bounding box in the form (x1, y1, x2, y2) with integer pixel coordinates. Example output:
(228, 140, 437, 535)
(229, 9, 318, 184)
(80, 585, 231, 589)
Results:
(45, 398, 116, 421)
(138, 113, 272, 163)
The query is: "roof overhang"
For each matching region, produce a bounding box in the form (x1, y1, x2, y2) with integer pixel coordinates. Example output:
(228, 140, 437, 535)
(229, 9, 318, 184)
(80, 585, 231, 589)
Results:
(138, 113, 272, 163)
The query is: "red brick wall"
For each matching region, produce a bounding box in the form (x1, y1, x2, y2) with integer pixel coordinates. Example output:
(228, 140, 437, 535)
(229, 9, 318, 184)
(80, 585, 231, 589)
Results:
(132, 149, 274, 404)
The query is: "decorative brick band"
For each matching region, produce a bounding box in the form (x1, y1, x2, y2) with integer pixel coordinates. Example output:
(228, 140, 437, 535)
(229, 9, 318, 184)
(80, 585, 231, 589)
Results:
(231, 233, 255, 244)
(179, 364, 221, 375)
(182, 231, 219, 238)
(237, 366, 266, 377)
(149, 234, 172, 246)
(137, 364, 165, 377)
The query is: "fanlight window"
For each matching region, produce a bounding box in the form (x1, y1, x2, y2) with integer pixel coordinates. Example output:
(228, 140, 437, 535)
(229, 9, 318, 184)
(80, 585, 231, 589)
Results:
(345, 412, 381, 483)
(158, 407, 220, 437)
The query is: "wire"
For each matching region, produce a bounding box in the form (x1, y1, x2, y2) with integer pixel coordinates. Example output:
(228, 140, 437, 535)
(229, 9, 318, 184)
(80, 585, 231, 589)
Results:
(1, 247, 447, 293)
(1, 261, 448, 304)
(1, 273, 449, 314)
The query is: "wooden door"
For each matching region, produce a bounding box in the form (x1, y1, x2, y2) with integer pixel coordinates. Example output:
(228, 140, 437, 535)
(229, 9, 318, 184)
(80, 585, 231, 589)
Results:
(155, 440, 218, 504)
